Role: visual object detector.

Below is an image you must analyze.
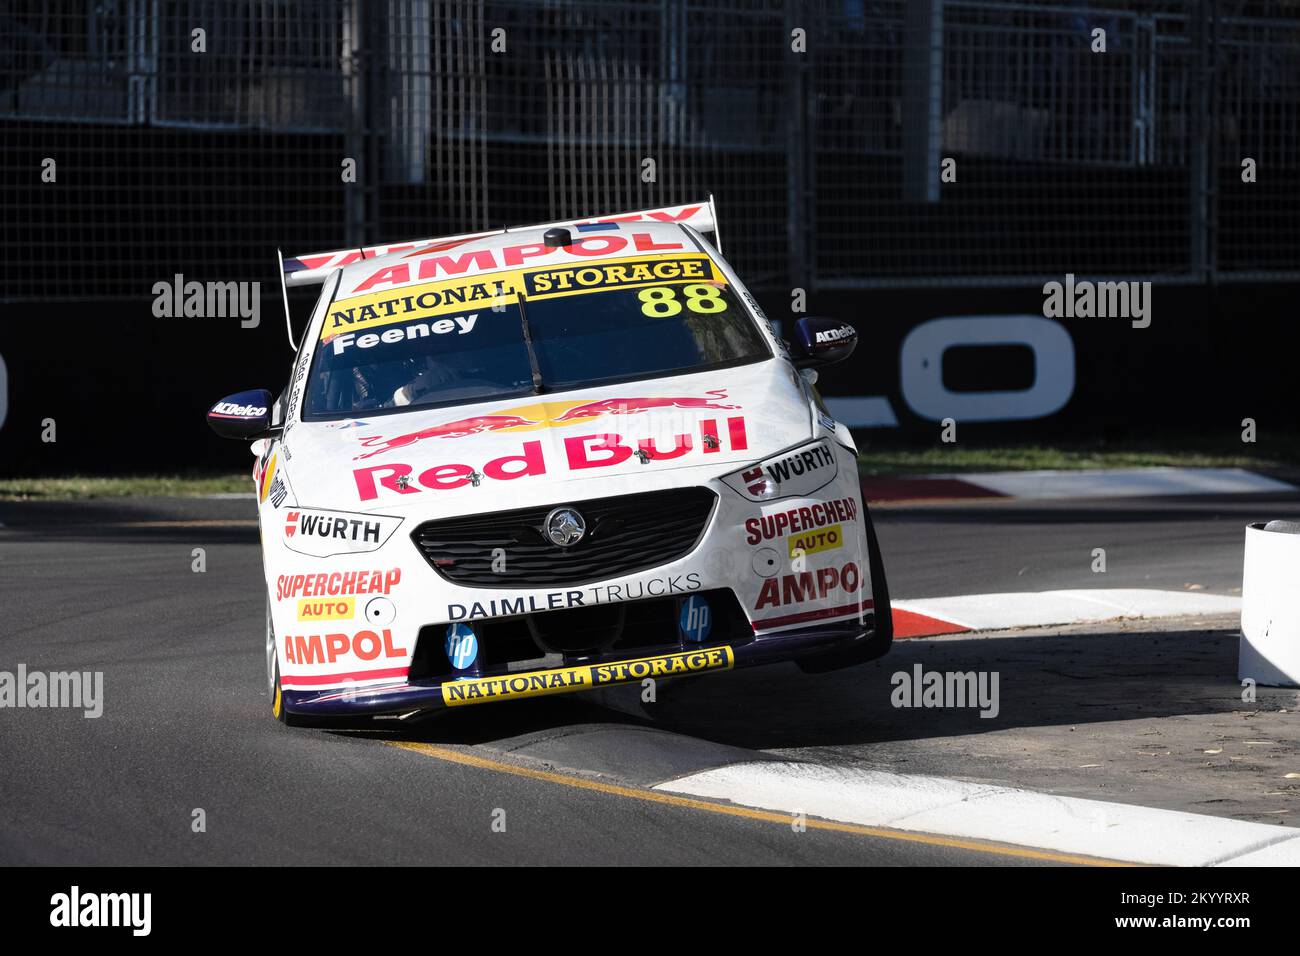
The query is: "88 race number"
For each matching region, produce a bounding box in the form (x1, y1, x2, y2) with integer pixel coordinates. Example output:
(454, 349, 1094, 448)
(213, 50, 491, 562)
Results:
(637, 284, 728, 317)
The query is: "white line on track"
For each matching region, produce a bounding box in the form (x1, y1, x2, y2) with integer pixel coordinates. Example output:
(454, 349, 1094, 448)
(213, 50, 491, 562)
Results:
(656, 761, 1300, 866)
(951, 467, 1295, 499)
(893, 588, 1241, 634)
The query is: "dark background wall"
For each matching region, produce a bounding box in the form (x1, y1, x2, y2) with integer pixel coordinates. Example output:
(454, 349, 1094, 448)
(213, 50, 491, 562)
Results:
(0, 278, 1291, 474)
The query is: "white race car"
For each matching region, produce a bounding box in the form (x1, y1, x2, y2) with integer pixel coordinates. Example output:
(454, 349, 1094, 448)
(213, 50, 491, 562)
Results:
(207, 200, 892, 725)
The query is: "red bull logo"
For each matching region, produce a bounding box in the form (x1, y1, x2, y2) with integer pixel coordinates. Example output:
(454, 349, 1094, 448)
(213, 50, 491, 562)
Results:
(551, 389, 738, 422)
(352, 417, 749, 500)
(351, 391, 740, 460)
(354, 414, 540, 459)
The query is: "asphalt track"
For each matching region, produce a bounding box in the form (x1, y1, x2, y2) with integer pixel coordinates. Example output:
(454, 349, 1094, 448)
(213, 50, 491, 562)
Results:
(0, 490, 1295, 865)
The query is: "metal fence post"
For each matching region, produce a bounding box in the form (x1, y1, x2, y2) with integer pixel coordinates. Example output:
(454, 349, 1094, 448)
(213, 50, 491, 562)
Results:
(385, 0, 431, 186)
(660, 0, 686, 150)
(902, 0, 943, 204)
(1188, 0, 1216, 281)
(786, 0, 810, 293)
(363, 8, 385, 246)
(343, 0, 366, 248)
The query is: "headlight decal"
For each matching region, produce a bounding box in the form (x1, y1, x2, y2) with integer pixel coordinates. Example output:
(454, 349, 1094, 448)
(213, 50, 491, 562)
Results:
(720, 438, 838, 501)
(281, 508, 404, 557)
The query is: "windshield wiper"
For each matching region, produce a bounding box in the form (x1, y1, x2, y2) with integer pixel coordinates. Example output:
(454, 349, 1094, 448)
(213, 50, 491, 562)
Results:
(514, 288, 546, 394)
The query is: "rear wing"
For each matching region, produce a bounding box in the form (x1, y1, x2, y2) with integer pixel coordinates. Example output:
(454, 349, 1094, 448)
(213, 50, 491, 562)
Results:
(280, 196, 720, 290)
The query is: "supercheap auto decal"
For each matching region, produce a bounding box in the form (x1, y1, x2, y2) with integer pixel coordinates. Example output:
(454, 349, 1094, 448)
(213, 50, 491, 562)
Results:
(275, 568, 401, 601)
(319, 253, 724, 344)
(275, 567, 408, 684)
(744, 496, 858, 563)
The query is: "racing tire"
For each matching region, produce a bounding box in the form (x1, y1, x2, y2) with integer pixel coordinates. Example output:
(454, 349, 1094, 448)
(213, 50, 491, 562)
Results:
(267, 596, 340, 729)
(796, 502, 893, 674)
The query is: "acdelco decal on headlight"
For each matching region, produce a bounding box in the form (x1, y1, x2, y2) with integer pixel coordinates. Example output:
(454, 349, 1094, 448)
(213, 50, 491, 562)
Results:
(721, 439, 838, 502)
(282, 508, 403, 558)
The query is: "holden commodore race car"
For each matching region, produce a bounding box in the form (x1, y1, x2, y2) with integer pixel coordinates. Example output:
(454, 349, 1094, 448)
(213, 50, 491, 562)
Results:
(207, 199, 892, 726)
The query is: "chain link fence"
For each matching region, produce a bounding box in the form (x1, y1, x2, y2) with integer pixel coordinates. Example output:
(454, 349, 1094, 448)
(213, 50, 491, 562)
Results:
(3, 0, 1298, 301)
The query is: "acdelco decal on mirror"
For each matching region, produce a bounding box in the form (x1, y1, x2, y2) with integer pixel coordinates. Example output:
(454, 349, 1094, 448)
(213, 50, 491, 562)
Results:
(721, 439, 838, 502)
(210, 400, 269, 419)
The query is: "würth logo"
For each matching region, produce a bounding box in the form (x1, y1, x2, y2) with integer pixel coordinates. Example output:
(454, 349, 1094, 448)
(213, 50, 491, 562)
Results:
(763, 443, 835, 484)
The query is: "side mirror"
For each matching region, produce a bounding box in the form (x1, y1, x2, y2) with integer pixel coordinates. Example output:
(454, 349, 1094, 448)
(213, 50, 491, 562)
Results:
(791, 317, 858, 368)
(207, 389, 277, 440)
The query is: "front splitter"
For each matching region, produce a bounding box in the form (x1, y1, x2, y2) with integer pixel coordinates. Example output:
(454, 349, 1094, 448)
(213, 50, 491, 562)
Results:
(283, 613, 875, 717)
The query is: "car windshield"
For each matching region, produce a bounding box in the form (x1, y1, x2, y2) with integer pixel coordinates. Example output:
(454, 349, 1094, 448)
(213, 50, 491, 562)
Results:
(303, 255, 771, 417)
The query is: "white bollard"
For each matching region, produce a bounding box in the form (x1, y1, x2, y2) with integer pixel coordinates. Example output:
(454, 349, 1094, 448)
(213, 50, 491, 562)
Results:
(1239, 521, 1300, 688)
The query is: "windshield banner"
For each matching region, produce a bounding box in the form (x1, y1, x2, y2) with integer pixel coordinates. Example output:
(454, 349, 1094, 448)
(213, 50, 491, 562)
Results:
(319, 254, 724, 343)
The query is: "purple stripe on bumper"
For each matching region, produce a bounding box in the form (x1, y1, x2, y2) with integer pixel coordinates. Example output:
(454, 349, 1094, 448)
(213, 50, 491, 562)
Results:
(282, 614, 875, 718)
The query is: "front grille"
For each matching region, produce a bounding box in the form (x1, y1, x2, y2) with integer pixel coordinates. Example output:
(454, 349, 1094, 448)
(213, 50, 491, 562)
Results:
(411, 487, 717, 587)
(407, 588, 751, 681)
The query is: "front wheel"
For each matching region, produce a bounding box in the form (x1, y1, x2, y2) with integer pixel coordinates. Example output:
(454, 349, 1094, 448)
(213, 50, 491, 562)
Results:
(267, 597, 295, 725)
(796, 502, 893, 673)
(266, 595, 368, 729)
(267, 595, 322, 728)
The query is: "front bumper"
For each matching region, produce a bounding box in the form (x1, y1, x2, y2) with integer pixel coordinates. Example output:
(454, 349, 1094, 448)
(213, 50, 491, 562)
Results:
(282, 609, 878, 717)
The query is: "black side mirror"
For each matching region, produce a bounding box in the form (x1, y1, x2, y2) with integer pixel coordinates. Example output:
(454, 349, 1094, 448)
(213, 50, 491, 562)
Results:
(791, 317, 858, 368)
(207, 389, 277, 440)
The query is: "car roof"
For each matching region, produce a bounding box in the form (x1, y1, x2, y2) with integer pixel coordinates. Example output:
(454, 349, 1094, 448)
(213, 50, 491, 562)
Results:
(332, 220, 708, 301)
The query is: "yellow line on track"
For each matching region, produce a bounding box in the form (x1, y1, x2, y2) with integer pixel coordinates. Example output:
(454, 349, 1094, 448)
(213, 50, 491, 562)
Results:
(385, 740, 1133, 867)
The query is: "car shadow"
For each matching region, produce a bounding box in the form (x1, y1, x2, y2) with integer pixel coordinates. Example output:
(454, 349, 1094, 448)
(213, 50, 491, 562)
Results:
(871, 492, 1300, 527)
(345, 622, 1281, 759)
(621, 624, 1277, 750)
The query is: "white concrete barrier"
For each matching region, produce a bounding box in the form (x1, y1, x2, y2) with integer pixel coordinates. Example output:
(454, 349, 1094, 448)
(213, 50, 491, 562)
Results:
(1239, 521, 1300, 688)
(658, 761, 1300, 866)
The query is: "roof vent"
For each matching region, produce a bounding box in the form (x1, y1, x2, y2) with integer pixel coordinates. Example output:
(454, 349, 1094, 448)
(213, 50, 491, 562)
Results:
(543, 227, 572, 248)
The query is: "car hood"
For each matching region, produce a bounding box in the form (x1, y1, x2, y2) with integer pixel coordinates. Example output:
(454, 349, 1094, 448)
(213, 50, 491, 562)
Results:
(280, 361, 814, 517)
